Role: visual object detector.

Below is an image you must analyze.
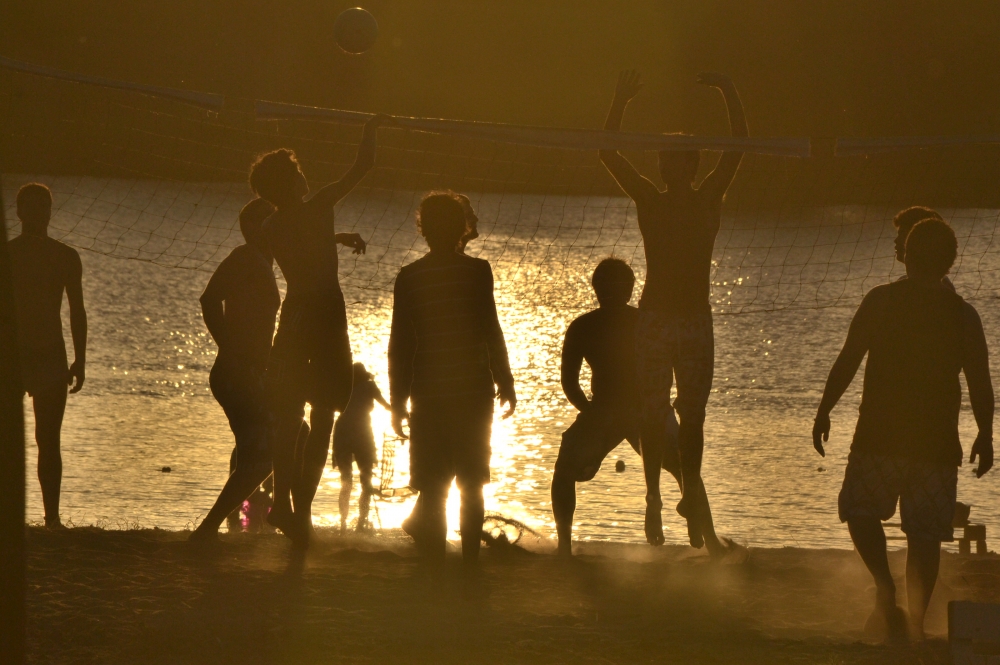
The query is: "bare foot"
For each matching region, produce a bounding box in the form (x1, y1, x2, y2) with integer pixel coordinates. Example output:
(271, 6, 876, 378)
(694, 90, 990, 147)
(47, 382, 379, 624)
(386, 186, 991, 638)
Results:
(863, 604, 909, 645)
(44, 518, 66, 530)
(267, 506, 299, 541)
(644, 497, 665, 546)
(710, 537, 749, 564)
(676, 497, 704, 549)
(188, 526, 219, 543)
(557, 540, 573, 558)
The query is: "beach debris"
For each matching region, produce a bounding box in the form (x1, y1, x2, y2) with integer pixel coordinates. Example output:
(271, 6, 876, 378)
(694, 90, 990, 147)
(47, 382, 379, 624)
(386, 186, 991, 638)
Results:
(615, 460, 626, 472)
(161, 467, 171, 473)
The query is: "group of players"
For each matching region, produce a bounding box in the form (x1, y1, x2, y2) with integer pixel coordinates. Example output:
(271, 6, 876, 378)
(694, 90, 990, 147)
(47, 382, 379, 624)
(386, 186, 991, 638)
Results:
(8, 71, 994, 642)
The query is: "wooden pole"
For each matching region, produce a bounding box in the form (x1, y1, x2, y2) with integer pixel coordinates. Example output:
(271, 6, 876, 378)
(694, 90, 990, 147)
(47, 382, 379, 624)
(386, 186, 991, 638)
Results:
(0, 175, 27, 663)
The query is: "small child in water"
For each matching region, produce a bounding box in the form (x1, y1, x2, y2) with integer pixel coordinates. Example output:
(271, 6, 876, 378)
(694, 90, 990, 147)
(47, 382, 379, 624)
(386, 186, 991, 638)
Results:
(333, 362, 390, 533)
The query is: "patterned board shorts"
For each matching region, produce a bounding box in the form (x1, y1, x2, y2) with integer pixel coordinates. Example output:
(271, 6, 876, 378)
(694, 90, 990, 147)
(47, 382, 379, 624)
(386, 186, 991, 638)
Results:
(635, 308, 714, 426)
(838, 451, 958, 542)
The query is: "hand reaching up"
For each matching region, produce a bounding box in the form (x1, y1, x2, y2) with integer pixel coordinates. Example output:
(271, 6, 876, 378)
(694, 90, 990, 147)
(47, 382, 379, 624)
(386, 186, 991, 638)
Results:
(613, 70, 643, 106)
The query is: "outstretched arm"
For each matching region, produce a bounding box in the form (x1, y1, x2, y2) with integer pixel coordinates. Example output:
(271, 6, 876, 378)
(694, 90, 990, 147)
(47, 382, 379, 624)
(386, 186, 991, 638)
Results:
(308, 114, 391, 214)
(373, 383, 391, 411)
(65, 251, 87, 393)
(698, 72, 748, 199)
(962, 304, 994, 477)
(560, 323, 589, 412)
(812, 293, 876, 455)
(599, 70, 658, 202)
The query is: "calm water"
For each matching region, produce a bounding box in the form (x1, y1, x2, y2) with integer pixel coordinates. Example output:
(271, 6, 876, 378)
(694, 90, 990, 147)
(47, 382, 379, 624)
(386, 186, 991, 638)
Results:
(10, 182, 1000, 549)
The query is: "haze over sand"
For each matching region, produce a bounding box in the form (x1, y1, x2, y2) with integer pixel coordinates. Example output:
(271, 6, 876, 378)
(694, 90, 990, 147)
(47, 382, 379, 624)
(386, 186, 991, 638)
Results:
(25, 527, 1000, 664)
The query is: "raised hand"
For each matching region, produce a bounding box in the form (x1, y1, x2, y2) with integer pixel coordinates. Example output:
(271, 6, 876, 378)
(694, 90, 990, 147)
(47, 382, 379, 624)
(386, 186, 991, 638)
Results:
(336, 232, 367, 255)
(812, 412, 830, 457)
(613, 70, 644, 105)
(67, 360, 85, 394)
(971, 431, 994, 478)
(696, 72, 733, 89)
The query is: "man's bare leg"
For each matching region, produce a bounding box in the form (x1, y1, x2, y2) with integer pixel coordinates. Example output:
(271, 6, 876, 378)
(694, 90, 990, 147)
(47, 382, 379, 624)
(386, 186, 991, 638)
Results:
(338, 465, 352, 534)
(291, 407, 335, 540)
(357, 465, 373, 532)
(268, 413, 304, 538)
(33, 386, 67, 528)
(905, 535, 941, 640)
(848, 517, 909, 643)
(192, 466, 272, 539)
(676, 410, 723, 554)
(551, 469, 576, 556)
(459, 482, 484, 564)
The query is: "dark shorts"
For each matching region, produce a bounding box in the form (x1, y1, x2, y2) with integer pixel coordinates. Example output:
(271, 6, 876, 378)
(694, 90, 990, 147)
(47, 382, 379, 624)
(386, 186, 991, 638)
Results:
(267, 294, 353, 414)
(19, 343, 68, 397)
(409, 399, 493, 492)
(555, 405, 641, 482)
(635, 308, 714, 425)
(333, 416, 377, 472)
(210, 355, 272, 476)
(838, 451, 958, 542)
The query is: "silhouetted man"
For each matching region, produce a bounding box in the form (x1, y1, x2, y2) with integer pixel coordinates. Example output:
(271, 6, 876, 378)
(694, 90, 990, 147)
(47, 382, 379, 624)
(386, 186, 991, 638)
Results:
(891, 206, 954, 290)
(333, 362, 389, 533)
(249, 114, 387, 545)
(599, 70, 747, 556)
(8, 183, 87, 529)
(813, 219, 994, 642)
(551, 258, 679, 556)
(191, 198, 280, 541)
(389, 191, 516, 564)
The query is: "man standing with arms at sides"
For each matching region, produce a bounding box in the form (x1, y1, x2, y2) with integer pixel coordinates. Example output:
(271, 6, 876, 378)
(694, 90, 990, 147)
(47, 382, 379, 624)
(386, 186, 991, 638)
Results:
(8, 183, 87, 529)
(249, 114, 389, 546)
(551, 258, 680, 556)
(813, 219, 993, 642)
(389, 192, 516, 565)
(599, 70, 747, 555)
(190, 198, 280, 541)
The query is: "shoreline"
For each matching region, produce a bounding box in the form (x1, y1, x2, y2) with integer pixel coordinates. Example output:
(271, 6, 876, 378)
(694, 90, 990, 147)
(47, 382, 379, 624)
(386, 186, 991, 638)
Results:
(25, 526, 1000, 664)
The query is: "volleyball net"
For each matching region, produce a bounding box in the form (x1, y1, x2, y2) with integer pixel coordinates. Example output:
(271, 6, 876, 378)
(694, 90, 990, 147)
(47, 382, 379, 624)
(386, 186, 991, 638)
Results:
(3, 56, 999, 313)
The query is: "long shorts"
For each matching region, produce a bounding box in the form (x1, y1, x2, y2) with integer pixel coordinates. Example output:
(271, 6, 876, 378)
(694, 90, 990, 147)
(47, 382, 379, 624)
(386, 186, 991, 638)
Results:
(19, 343, 68, 397)
(267, 294, 353, 414)
(409, 399, 493, 492)
(555, 404, 641, 482)
(635, 308, 714, 426)
(333, 416, 377, 472)
(838, 451, 958, 542)
(210, 355, 272, 476)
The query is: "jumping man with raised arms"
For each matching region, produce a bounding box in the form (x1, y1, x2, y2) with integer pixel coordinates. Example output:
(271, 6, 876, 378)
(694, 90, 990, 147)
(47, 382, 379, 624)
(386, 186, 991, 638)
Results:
(599, 70, 747, 556)
(249, 114, 389, 546)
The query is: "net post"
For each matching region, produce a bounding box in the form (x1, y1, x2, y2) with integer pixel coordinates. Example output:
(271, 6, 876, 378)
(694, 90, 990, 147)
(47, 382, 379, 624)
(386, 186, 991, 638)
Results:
(0, 173, 27, 664)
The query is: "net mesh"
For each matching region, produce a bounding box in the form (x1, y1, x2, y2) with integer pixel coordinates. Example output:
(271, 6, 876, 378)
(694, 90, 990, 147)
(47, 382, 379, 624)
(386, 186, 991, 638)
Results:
(3, 63, 999, 313)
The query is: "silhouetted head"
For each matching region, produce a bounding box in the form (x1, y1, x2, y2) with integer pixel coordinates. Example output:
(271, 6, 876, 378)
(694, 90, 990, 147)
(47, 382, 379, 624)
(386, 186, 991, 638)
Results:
(17, 183, 52, 235)
(239, 198, 276, 253)
(592, 257, 635, 307)
(352, 361, 370, 382)
(456, 194, 479, 251)
(893, 206, 943, 263)
(658, 139, 700, 189)
(904, 218, 957, 281)
(249, 149, 308, 207)
(416, 191, 469, 253)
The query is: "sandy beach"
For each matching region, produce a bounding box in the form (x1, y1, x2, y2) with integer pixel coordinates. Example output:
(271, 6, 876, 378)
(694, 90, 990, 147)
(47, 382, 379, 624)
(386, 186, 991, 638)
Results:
(23, 526, 1000, 664)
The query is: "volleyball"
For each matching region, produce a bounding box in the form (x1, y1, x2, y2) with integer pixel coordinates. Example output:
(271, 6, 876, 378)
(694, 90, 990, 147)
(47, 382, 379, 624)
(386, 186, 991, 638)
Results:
(334, 7, 379, 54)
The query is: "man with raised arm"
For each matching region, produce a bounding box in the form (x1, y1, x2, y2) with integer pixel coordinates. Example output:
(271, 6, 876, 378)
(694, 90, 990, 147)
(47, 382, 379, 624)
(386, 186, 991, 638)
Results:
(8, 183, 87, 529)
(813, 219, 993, 643)
(190, 198, 280, 541)
(551, 258, 680, 556)
(249, 114, 388, 546)
(599, 70, 747, 556)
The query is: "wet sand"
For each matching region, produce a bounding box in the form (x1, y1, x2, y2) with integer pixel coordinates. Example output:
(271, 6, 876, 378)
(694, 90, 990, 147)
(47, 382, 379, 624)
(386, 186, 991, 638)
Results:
(25, 526, 1000, 664)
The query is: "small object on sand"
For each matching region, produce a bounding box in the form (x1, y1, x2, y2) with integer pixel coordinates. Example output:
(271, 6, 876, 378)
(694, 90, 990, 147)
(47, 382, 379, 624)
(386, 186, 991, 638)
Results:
(817, 466, 825, 472)
(615, 460, 625, 473)
(161, 466, 171, 473)
(949, 600, 1000, 664)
